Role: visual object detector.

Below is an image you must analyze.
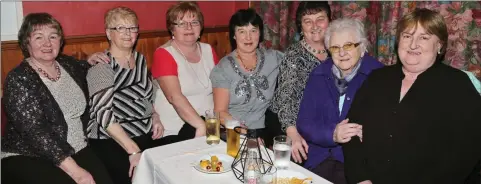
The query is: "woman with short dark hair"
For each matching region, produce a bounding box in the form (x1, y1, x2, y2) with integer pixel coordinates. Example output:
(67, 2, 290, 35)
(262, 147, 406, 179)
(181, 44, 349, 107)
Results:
(210, 9, 283, 139)
(1, 12, 113, 184)
(271, 1, 333, 164)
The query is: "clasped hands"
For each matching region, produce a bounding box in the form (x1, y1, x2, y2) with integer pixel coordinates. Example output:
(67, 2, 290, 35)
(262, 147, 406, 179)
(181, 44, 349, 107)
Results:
(333, 118, 362, 143)
(289, 119, 362, 164)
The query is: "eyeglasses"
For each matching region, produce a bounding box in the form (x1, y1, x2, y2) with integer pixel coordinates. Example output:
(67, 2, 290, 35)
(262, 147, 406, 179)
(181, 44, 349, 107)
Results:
(328, 42, 361, 53)
(173, 20, 201, 28)
(108, 26, 139, 33)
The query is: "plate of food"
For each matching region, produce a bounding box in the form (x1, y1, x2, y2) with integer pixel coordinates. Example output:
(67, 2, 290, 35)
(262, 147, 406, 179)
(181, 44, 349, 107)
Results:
(266, 170, 313, 184)
(193, 154, 234, 174)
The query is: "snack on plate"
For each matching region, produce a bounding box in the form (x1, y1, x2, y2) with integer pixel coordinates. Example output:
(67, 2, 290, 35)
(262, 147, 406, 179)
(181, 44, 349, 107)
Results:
(199, 155, 224, 172)
(272, 177, 313, 184)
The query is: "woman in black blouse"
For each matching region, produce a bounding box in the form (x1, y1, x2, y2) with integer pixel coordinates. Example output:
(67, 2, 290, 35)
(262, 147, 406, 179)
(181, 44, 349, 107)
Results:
(342, 8, 481, 184)
(86, 7, 177, 184)
(1, 13, 113, 184)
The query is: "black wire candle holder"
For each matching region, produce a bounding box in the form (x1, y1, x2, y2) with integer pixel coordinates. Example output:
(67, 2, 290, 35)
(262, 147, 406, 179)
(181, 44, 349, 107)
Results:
(231, 128, 273, 182)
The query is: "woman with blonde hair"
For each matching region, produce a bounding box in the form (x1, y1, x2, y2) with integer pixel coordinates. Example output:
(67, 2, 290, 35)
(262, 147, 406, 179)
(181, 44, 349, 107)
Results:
(86, 7, 174, 184)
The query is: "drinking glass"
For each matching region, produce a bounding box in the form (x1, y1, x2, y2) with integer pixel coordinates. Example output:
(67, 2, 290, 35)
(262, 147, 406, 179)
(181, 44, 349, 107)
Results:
(205, 110, 220, 145)
(273, 135, 292, 170)
(226, 119, 240, 157)
(256, 163, 277, 184)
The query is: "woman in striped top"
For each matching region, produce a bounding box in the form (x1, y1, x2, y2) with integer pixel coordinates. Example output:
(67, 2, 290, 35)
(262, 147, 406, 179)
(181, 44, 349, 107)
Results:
(86, 7, 177, 184)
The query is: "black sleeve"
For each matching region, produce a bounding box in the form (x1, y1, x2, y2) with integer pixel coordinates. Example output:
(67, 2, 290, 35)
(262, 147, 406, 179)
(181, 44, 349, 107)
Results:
(342, 71, 375, 183)
(3, 71, 75, 165)
(420, 73, 481, 183)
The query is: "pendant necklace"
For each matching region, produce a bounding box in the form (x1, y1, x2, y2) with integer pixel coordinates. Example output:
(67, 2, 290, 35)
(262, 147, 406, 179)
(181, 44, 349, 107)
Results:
(173, 41, 209, 89)
(236, 50, 257, 72)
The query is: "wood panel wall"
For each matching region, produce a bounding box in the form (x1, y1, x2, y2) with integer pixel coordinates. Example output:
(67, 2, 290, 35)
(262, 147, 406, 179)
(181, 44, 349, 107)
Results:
(1, 26, 231, 93)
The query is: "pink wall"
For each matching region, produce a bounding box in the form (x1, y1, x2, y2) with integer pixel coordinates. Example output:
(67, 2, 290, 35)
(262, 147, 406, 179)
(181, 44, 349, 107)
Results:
(22, 1, 249, 36)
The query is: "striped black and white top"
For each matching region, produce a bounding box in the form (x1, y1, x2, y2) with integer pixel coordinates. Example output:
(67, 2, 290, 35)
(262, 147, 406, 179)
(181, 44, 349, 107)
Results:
(86, 51, 154, 139)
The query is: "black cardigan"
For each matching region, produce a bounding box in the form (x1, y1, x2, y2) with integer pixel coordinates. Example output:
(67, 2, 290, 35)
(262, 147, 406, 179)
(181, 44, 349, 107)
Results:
(2, 54, 90, 165)
(342, 62, 481, 184)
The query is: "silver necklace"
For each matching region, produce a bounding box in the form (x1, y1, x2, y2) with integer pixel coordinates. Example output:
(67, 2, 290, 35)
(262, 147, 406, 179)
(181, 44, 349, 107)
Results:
(109, 50, 133, 69)
(125, 53, 132, 68)
(121, 52, 133, 69)
(173, 41, 209, 89)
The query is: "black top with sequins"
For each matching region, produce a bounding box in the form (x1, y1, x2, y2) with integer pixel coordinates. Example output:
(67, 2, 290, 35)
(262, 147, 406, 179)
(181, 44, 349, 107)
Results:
(1, 54, 90, 166)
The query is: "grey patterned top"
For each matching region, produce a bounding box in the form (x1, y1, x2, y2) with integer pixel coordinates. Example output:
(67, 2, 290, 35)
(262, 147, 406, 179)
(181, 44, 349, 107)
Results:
(210, 49, 284, 129)
(270, 42, 328, 131)
(40, 66, 88, 152)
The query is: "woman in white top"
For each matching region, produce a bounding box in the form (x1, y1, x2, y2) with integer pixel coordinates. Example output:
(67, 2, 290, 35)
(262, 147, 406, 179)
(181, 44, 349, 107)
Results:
(151, 2, 219, 139)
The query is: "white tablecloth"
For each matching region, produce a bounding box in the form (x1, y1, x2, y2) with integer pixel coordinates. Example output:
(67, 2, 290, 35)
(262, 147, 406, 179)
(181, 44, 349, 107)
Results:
(133, 136, 332, 184)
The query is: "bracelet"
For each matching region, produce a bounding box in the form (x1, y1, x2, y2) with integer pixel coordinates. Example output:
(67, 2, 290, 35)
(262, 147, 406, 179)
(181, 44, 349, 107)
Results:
(129, 151, 142, 156)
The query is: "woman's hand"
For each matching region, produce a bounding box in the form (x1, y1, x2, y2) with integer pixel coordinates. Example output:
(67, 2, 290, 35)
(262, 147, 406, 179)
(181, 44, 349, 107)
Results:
(195, 125, 206, 137)
(87, 52, 110, 65)
(333, 119, 362, 143)
(151, 114, 164, 140)
(128, 153, 142, 177)
(59, 157, 96, 184)
(286, 126, 309, 163)
(71, 167, 96, 184)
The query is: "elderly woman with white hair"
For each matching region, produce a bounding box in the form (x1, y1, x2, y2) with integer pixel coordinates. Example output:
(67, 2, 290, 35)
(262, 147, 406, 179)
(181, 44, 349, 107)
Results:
(296, 18, 383, 183)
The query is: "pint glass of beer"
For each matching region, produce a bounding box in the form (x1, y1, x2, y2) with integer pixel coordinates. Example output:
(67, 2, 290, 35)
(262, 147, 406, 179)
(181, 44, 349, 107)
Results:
(205, 110, 220, 145)
(226, 119, 240, 157)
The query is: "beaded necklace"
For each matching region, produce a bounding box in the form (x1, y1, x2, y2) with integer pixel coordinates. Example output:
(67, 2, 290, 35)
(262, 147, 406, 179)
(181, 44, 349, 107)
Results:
(301, 39, 326, 55)
(30, 59, 61, 82)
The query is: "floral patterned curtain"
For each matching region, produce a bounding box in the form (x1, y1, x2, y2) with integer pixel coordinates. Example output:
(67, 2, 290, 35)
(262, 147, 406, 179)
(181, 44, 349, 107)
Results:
(252, 1, 481, 80)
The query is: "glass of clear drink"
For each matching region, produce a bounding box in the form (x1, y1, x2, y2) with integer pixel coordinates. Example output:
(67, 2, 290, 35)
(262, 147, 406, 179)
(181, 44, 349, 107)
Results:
(273, 135, 292, 170)
(226, 119, 240, 157)
(257, 163, 277, 184)
(205, 110, 220, 145)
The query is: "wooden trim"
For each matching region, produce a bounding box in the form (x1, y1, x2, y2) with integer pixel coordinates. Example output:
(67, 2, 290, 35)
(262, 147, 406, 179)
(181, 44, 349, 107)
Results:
(1, 26, 229, 51)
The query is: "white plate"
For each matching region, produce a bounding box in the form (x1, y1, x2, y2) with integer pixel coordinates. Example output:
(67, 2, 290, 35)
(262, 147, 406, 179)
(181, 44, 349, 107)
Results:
(272, 170, 312, 183)
(193, 153, 234, 174)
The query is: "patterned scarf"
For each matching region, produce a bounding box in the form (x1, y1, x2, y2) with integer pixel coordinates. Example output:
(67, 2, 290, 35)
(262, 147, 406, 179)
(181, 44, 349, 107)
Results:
(331, 57, 363, 95)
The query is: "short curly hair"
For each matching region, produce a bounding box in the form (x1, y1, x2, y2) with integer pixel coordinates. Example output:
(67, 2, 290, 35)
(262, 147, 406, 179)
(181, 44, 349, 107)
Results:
(324, 18, 369, 53)
(18, 12, 64, 58)
(104, 6, 138, 29)
(295, 1, 332, 36)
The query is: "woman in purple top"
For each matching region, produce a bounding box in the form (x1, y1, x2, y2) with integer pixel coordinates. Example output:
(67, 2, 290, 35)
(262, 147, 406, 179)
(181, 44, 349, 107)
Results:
(296, 18, 384, 184)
